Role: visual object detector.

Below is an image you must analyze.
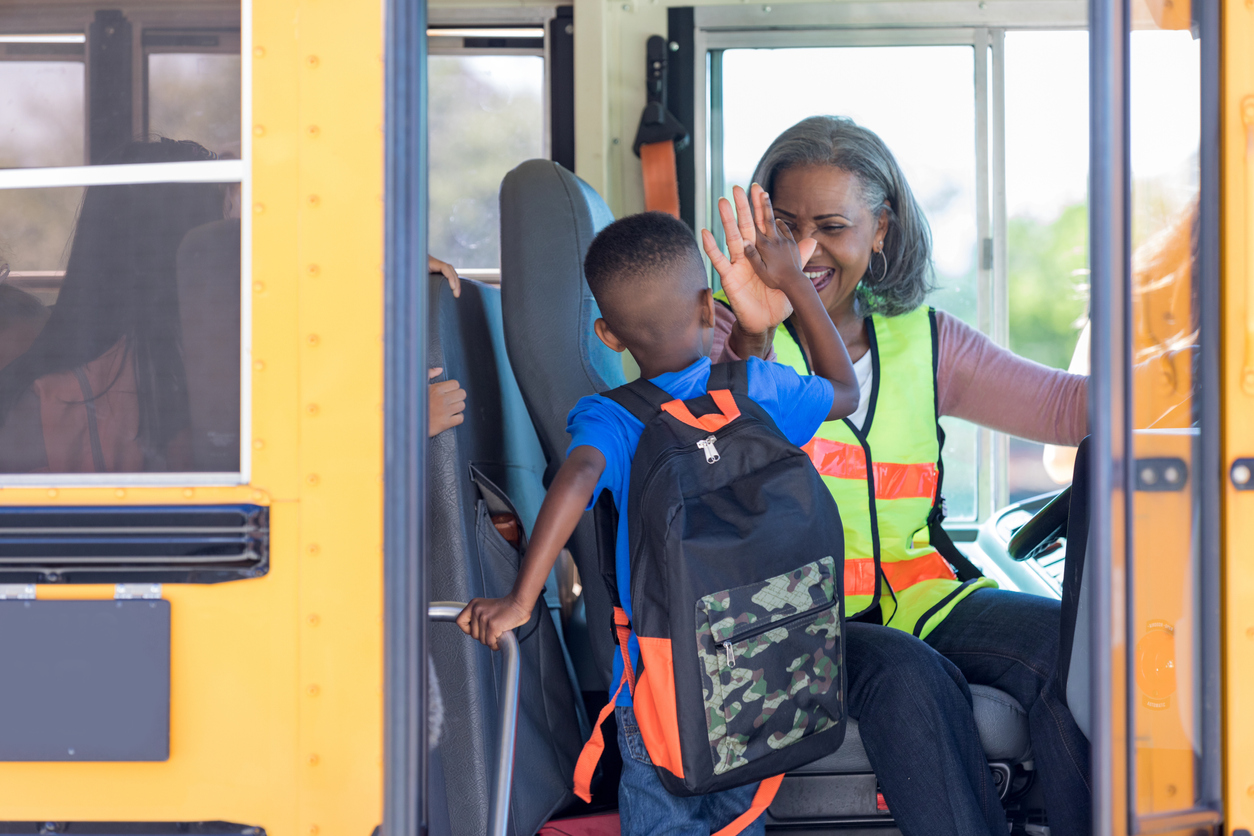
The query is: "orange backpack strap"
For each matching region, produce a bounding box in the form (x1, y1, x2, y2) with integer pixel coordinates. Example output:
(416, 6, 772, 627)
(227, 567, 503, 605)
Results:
(573, 607, 637, 802)
(711, 774, 785, 836)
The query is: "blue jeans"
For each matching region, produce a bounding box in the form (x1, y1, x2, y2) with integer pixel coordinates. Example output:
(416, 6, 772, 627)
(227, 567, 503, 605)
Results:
(849, 587, 1091, 836)
(616, 706, 765, 836)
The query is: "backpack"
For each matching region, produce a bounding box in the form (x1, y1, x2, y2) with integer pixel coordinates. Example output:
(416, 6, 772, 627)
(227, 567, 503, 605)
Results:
(573, 361, 848, 821)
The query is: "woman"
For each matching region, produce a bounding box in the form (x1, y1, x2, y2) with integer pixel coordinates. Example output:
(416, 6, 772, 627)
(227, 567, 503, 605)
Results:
(0, 138, 226, 473)
(707, 116, 1090, 836)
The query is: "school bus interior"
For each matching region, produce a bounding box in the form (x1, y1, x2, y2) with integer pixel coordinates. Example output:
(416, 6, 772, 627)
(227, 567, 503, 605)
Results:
(0, 0, 1208, 832)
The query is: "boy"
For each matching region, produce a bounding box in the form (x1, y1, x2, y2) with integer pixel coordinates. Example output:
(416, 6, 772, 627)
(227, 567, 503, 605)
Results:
(457, 185, 859, 835)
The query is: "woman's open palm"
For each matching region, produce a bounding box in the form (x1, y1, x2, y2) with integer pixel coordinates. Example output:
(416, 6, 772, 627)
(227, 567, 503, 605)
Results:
(701, 184, 816, 335)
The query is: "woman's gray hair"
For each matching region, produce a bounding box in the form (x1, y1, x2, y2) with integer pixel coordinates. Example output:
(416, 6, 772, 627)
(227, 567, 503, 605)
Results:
(751, 115, 934, 317)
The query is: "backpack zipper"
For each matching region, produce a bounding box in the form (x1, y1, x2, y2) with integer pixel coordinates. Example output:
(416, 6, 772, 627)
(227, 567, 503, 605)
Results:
(696, 435, 720, 463)
(717, 598, 836, 668)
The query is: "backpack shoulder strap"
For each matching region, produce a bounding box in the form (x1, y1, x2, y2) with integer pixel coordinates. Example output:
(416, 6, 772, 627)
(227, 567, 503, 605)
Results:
(707, 360, 748, 396)
(601, 377, 673, 424)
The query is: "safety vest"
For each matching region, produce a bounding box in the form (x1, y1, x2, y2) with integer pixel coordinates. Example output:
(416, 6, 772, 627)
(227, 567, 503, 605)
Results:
(719, 299, 995, 638)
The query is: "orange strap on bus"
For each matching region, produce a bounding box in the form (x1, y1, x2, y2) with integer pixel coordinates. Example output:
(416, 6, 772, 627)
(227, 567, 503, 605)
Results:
(641, 140, 681, 218)
(711, 774, 785, 836)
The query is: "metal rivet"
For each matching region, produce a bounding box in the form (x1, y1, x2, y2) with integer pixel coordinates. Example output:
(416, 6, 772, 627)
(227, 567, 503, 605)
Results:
(1164, 466, 1180, 484)
(1165, 783, 1177, 796)
(308, 194, 321, 207)
(307, 473, 320, 486)
(115, 489, 125, 498)
(309, 827, 320, 836)
(254, 360, 266, 371)
(308, 614, 320, 626)
(47, 489, 57, 498)
(253, 202, 265, 214)
(307, 263, 321, 277)
(1141, 467, 1157, 485)
(565, 23, 574, 34)
(307, 684, 320, 696)
(307, 125, 320, 137)
(307, 55, 320, 68)
(308, 753, 320, 765)
(253, 124, 265, 137)
(308, 543, 321, 556)
(762, 4, 772, 11)
(307, 403, 321, 416)
(254, 46, 266, 58)
(253, 439, 265, 450)
(1234, 464, 1251, 485)
(183, 488, 194, 498)
(669, 40, 679, 51)
(253, 281, 265, 293)
(612, 138, 620, 145)
(307, 334, 321, 347)
(252, 490, 266, 502)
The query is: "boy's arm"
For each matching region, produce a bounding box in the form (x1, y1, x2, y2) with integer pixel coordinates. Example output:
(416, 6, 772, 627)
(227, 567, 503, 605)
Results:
(456, 445, 606, 650)
(703, 187, 860, 420)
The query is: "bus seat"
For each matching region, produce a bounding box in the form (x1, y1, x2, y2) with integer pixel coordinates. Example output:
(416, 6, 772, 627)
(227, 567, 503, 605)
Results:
(175, 218, 242, 472)
(499, 159, 625, 691)
(426, 275, 584, 836)
(1058, 437, 1092, 740)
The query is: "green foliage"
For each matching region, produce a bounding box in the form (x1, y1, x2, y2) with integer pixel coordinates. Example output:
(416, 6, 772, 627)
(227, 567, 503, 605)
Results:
(1007, 203, 1089, 370)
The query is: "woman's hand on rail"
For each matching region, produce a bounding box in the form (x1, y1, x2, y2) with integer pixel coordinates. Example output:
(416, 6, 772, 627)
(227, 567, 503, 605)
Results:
(702, 185, 815, 335)
(457, 595, 532, 651)
(429, 254, 461, 298)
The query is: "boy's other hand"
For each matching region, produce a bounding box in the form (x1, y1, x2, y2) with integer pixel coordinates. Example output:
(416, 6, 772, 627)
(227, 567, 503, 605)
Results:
(429, 368, 467, 437)
(429, 254, 461, 297)
(457, 595, 532, 650)
(739, 186, 818, 295)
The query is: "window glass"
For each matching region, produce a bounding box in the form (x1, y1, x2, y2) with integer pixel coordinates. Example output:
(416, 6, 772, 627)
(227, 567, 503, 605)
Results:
(1127, 19, 1203, 816)
(0, 59, 85, 169)
(428, 54, 545, 270)
(718, 45, 980, 519)
(148, 53, 242, 158)
(1003, 31, 1090, 502)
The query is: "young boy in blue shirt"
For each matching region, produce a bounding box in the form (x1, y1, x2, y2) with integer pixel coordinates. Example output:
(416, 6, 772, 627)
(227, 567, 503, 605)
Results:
(458, 185, 859, 835)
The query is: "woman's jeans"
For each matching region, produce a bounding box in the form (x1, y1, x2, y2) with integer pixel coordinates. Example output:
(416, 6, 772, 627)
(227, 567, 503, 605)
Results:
(853, 587, 1091, 836)
(616, 587, 1090, 836)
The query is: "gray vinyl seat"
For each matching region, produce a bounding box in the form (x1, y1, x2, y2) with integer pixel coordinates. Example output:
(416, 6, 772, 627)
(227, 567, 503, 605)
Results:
(496, 159, 1035, 822)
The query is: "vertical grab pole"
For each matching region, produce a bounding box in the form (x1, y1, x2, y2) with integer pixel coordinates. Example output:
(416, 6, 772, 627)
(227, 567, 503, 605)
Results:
(383, 0, 429, 832)
(1088, 0, 1132, 828)
(428, 604, 521, 836)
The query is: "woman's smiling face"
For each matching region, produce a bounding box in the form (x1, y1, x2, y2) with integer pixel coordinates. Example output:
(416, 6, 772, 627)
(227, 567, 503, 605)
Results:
(769, 164, 888, 319)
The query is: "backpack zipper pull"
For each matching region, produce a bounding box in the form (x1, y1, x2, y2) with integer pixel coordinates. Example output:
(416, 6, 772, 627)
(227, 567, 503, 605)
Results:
(697, 435, 720, 464)
(723, 641, 736, 667)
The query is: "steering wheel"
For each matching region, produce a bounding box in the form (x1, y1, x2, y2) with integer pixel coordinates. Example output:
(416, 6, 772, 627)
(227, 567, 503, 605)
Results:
(1007, 486, 1071, 562)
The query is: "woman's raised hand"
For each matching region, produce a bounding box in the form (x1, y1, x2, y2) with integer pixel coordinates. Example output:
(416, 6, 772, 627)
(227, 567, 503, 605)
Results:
(700, 184, 816, 336)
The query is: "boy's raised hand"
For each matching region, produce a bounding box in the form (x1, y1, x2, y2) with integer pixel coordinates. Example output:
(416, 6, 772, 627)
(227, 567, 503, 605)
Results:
(700, 184, 818, 336)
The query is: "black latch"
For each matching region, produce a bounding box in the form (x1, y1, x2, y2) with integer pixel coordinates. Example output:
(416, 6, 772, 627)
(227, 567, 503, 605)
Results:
(632, 35, 690, 157)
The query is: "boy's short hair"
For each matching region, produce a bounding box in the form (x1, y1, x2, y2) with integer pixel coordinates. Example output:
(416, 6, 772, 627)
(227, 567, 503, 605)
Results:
(583, 212, 707, 341)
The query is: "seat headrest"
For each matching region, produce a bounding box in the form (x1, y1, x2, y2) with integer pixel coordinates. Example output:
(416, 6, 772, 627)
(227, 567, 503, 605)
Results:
(499, 160, 625, 473)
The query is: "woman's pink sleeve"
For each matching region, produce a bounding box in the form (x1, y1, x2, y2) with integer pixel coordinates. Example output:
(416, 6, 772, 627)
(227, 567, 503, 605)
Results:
(936, 311, 1088, 446)
(712, 303, 776, 362)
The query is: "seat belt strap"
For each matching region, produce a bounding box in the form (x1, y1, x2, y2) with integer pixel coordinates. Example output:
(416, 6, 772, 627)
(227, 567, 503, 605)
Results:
(711, 774, 785, 836)
(641, 140, 681, 218)
(573, 606, 637, 802)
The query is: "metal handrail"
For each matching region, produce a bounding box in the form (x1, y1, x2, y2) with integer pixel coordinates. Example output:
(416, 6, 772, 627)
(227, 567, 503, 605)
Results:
(429, 602, 520, 836)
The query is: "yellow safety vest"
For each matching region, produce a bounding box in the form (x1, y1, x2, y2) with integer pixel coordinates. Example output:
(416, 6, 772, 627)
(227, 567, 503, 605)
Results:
(719, 299, 995, 638)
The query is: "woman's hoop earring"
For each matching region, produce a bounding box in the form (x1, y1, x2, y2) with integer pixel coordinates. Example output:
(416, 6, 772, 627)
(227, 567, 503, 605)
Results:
(870, 249, 888, 282)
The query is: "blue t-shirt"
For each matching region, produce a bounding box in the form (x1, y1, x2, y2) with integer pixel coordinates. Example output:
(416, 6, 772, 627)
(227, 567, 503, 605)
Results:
(565, 355, 835, 705)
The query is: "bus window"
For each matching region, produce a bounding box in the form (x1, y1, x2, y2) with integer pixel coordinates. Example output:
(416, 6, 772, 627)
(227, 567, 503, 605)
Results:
(0, 3, 244, 480)
(714, 43, 981, 519)
(428, 27, 546, 278)
(1004, 30, 1090, 501)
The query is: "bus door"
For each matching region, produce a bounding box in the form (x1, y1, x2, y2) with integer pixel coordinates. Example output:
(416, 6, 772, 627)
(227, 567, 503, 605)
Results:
(1088, 0, 1223, 831)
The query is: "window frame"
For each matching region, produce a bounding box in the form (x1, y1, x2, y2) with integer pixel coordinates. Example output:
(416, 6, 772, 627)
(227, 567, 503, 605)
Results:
(0, 4, 251, 488)
(692, 0, 1086, 521)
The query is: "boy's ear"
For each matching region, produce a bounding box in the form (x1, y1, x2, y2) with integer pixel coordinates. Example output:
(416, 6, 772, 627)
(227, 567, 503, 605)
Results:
(593, 318, 627, 353)
(699, 287, 715, 328)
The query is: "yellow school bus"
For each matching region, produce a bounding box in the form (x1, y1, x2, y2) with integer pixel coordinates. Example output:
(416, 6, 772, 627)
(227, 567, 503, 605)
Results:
(0, 0, 1248, 833)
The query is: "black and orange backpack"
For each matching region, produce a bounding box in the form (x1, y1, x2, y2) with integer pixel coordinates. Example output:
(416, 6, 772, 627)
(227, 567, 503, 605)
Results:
(573, 361, 848, 828)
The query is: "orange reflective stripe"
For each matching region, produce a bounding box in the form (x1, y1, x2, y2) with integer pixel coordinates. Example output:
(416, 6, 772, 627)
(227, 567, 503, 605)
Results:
(641, 140, 681, 218)
(661, 389, 740, 432)
(572, 676, 627, 802)
(803, 437, 938, 501)
(882, 550, 955, 591)
(844, 557, 877, 598)
(711, 774, 785, 836)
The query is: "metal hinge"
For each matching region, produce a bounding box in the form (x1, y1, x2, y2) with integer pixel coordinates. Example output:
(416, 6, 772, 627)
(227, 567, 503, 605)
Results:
(114, 583, 162, 600)
(0, 584, 35, 600)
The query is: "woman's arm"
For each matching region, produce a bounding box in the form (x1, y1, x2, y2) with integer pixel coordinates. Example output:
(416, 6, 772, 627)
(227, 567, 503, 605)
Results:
(937, 311, 1088, 446)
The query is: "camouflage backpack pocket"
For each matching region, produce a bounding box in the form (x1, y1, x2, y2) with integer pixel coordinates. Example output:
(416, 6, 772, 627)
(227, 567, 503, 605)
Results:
(695, 556, 843, 776)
